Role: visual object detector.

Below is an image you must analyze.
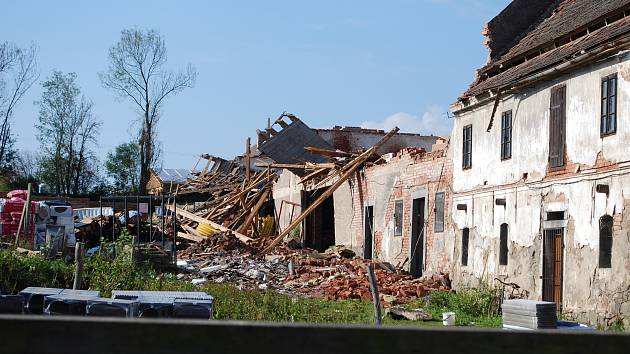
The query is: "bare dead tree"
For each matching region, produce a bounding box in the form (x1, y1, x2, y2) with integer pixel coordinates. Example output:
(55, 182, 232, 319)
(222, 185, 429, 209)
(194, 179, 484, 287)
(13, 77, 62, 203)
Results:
(100, 28, 197, 194)
(0, 42, 39, 166)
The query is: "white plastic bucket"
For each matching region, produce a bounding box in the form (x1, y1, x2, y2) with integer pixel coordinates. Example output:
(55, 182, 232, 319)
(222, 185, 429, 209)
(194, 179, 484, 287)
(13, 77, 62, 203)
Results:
(442, 312, 456, 326)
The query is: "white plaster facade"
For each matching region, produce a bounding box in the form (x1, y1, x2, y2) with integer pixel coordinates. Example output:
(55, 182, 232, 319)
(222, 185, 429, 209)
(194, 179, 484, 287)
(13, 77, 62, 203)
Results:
(450, 52, 630, 326)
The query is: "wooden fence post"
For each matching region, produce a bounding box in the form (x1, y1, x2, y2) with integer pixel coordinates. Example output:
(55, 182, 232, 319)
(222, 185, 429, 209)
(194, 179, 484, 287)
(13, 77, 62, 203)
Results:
(73, 242, 85, 290)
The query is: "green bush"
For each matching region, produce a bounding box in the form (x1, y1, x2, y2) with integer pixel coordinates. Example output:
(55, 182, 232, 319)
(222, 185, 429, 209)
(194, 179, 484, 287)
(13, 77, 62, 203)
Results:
(0, 250, 74, 294)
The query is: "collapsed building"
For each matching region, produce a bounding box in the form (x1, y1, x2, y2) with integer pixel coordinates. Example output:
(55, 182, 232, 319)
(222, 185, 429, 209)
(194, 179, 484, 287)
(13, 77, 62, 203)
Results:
(266, 115, 444, 257)
(449, 0, 630, 326)
(170, 0, 630, 326)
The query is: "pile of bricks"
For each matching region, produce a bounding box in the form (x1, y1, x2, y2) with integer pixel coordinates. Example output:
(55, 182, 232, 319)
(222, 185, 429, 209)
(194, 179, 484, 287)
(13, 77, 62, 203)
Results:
(286, 256, 451, 304)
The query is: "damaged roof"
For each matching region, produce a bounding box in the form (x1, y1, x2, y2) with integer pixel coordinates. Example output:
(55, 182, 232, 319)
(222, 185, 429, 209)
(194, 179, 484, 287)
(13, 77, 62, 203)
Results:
(460, 0, 630, 100)
(257, 114, 332, 165)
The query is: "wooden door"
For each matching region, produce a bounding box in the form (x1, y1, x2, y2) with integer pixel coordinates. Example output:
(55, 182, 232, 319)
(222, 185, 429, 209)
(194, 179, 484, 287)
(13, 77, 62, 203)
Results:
(543, 228, 563, 311)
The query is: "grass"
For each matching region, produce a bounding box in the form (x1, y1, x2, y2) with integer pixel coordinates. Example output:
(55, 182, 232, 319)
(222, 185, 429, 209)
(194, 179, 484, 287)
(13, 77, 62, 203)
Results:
(0, 245, 504, 328)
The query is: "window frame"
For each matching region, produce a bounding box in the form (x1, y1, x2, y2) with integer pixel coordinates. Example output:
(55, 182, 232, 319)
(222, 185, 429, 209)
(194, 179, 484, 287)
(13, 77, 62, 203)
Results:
(500, 110, 513, 160)
(393, 200, 403, 236)
(499, 223, 508, 266)
(599, 215, 613, 268)
(462, 124, 472, 170)
(434, 192, 445, 233)
(601, 74, 617, 137)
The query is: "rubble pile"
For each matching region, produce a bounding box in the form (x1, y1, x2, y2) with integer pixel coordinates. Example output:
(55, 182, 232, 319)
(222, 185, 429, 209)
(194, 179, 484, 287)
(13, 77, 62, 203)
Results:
(169, 118, 443, 305)
(287, 256, 451, 304)
(177, 233, 451, 304)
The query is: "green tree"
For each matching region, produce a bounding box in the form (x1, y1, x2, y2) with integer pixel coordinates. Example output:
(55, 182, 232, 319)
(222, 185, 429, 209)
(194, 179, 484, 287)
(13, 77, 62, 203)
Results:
(100, 28, 196, 195)
(105, 142, 140, 194)
(35, 71, 101, 195)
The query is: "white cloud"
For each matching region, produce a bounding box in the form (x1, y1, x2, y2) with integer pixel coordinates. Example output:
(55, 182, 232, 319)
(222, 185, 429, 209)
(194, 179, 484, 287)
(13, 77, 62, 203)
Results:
(360, 106, 452, 137)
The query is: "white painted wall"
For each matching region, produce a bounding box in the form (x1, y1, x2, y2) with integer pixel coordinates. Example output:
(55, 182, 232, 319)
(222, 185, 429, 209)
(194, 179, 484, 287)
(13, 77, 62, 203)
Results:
(272, 169, 303, 232)
(450, 52, 630, 323)
(452, 52, 630, 193)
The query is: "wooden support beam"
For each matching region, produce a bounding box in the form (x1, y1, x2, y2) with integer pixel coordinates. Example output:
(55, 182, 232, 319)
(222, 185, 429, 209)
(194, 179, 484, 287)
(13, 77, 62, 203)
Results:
(257, 163, 336, 170)
(261, 127, 399, 254)
(304, 146, 355, 158)
(177, 232, 206, 243)
(237, 188, 270, 235)
(166, 204, 252, 243)
(298, 168, 328, 185)
(276, 119, 289, 128)
(265, 127, 279, 136)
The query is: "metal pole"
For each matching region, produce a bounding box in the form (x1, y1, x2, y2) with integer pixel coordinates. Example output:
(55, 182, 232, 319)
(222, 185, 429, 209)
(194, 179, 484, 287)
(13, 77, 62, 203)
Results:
(112, 197, 116, 243)
(172, 196, 177, 264)
(124, 196, 128, 228)
(149, 195, 153, 242)
(99, 196, 103, 243)
(23, 183, 33, 248)
(161, 194, 165, 248)
(136, 195, 140, 245)
(367, 264, 382, 325)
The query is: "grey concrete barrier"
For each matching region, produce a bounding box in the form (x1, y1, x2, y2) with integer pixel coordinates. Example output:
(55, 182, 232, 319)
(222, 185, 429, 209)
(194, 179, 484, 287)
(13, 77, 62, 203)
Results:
(0, 314, 628, 354)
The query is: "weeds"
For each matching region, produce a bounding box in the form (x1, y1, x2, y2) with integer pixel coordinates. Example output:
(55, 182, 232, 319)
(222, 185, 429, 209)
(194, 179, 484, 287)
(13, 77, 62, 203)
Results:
(0, 245, 503, 328)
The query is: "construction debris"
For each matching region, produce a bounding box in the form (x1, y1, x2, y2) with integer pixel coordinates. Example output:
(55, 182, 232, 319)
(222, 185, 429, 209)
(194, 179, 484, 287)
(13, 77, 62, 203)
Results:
(160, 116, 450, 306)
(176, 231, 450, 304)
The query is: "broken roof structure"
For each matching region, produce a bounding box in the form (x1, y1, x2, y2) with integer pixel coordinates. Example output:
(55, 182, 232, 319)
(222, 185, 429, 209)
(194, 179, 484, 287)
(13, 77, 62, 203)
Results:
(457, 0, 630, 106)
(256, 113, 332, 165)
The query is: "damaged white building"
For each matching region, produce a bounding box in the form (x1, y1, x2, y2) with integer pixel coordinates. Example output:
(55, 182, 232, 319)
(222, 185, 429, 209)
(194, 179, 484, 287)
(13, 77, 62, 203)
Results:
(450, 0, 630, 326)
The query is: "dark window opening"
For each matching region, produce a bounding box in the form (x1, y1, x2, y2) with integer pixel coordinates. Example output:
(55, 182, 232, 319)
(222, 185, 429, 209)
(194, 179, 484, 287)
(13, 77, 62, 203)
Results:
(394, 200, 403, 236)
(546, 211, 565, 221)
(434, 192, 445, 233)
(462, 228, 469, 266)
(499, 223, 508, 266)
(549, 85, 566, 168)
(501, 110, 513, 160)
(462, 125, 472, 169)
(601, 74, 617, 136)
(599, 215, 613, 268)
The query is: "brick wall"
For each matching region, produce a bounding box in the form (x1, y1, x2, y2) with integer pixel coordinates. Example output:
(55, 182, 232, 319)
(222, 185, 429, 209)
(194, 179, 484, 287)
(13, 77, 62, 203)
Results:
(348, 147, 453, 273)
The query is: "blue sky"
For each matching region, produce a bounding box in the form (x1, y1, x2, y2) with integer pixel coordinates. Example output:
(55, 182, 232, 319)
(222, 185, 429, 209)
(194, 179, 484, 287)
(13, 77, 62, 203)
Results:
(3, 0, 510, 168)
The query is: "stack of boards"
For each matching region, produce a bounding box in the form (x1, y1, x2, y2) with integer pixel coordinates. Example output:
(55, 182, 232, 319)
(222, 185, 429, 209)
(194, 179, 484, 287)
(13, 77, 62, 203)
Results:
(502, 299, 557, 330)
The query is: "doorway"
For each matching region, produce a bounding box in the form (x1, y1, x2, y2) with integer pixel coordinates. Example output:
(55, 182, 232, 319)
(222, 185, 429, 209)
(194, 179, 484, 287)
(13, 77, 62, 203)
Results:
(542, 228, 564, 311)
(364, 206, 374, 259)
(410, 197, 425, 278)
(303, 189, 335, 252)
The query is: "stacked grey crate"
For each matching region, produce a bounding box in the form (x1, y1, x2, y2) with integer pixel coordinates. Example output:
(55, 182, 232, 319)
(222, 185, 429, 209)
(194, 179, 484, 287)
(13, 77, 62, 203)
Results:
(86, 298, 139, 317)
(0, 294, 25, 314)
(502, 299, 557, 330)
(19, 287, 63, 314)
(44, 289, 100, 316)
(111, 290, 213, 319)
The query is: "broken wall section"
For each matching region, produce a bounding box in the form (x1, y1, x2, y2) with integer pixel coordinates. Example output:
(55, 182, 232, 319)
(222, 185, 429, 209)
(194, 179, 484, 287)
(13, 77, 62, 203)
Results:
(344, 143, 453, 275)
